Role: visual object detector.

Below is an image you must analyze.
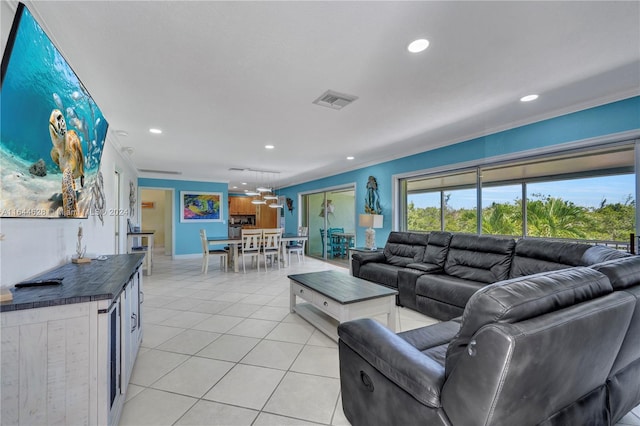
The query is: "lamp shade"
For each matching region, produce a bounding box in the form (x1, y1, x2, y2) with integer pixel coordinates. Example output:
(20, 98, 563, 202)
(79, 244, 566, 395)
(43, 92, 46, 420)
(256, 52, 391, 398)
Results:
(359, 214, 383, 228)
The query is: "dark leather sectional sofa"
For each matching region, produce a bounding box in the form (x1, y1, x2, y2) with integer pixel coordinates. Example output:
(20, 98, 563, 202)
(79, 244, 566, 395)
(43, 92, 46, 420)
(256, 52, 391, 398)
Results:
(339, 254, 640, 425)
(352, 231, 629, 320)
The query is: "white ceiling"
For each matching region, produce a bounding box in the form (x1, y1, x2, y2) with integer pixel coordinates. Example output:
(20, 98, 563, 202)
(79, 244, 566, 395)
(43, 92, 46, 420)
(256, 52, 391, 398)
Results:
(10, 1, 640, 191)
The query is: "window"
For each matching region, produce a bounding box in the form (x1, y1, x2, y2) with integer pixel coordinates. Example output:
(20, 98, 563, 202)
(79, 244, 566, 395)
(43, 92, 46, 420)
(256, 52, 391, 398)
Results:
(406, 170, 477, 232)
(400, 142, 636, 245)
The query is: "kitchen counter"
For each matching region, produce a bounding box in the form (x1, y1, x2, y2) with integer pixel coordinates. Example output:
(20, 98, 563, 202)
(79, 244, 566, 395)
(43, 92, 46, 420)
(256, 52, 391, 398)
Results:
(0, 254, 144, 312)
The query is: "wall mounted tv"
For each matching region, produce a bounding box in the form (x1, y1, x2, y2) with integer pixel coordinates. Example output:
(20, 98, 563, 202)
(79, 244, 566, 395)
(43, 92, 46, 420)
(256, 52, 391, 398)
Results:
(1, 2, 108, 218)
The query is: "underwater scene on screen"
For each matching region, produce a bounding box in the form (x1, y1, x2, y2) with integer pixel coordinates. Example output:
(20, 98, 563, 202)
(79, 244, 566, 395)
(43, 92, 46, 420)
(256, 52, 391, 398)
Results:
(1, 5, 108, 218)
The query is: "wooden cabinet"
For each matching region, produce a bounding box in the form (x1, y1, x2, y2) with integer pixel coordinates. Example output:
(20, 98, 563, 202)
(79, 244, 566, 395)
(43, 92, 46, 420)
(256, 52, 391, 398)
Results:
(229, 196, 255, 215)
(0, 258, 143, 426)
(256, 204, 279, 228)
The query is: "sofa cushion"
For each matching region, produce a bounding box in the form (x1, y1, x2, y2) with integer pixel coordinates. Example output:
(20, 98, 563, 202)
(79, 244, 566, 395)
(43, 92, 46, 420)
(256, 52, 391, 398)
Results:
(383, 231, 429, 267)
(416, 274, 485, 309)
(398, 319, 461, 367)
(510, 239, 629, 278)
(591, 255, 640, 290)
(422, 231, 452, 266)
(444, 234, 515, 283)
(358, 262, 406, 289)
(445, 267, 613, 377)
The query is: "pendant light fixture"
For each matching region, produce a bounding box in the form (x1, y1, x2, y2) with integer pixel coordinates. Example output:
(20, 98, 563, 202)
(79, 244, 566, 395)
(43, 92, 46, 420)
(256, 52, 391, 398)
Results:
(268, 172, 283, 208)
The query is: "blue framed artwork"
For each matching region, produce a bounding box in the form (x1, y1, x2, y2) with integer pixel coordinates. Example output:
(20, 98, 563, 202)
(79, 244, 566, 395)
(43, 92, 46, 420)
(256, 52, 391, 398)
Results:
(180, 191, 222, 222)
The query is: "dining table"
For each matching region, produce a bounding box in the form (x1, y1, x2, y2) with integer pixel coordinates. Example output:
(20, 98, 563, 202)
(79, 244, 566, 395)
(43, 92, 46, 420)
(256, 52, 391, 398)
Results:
(208, 233, 308, 272)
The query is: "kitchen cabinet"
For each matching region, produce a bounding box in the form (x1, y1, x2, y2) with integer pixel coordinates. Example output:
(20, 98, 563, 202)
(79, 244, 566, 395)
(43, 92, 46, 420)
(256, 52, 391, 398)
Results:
(256, 204, 279, 228)
(0, 255, 144, 426)
(229, 196, 255, 215)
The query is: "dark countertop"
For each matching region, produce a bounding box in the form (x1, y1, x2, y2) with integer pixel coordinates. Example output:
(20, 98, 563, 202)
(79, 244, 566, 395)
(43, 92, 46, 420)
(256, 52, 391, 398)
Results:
(0, 254, 145, 312)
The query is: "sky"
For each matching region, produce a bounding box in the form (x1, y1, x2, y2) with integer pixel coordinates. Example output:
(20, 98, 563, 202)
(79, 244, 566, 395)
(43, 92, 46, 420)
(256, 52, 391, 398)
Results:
(408, 174, 635, 210)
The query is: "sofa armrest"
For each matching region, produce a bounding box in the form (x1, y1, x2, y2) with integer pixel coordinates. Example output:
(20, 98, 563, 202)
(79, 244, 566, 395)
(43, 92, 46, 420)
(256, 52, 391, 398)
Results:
(406, 262, 443, 273)
(338, 318, 445, 408)
(351, 251, 386, 277)
(352, 251, 386, 265)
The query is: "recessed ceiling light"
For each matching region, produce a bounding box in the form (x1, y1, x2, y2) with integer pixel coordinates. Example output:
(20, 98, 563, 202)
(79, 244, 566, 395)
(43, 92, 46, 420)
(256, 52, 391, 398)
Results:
(232, 186, 238, 189)
(347, 156, 354, 160)
(407, 38, 429, 53)
(241, 182, 247, 185)
(149, 128, 162, 134)
(520, 94, 539, 102)
(265, 145, 275, 149)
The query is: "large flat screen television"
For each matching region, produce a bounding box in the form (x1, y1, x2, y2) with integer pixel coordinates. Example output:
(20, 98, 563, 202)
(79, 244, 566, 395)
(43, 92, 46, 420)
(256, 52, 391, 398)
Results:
(1, 2, 108, 218)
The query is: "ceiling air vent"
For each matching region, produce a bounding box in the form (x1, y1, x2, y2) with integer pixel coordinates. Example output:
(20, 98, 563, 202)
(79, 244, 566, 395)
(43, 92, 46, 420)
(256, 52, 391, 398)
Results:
(138, 169, 182, 175)
(313, 90, 358, 110)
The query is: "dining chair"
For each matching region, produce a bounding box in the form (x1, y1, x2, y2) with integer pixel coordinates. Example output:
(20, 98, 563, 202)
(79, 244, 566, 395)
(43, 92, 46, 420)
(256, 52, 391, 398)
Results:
(287, 226, 308, 264)
(199, 229, 228, 273)
(262, 228, 283, 270)
(240, 228, 263, 273)
(328, 227, 345, 258)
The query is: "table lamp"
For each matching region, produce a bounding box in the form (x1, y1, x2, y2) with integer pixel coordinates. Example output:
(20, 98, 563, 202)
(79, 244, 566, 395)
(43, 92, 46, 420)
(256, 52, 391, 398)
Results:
(359, 214, 383, 250)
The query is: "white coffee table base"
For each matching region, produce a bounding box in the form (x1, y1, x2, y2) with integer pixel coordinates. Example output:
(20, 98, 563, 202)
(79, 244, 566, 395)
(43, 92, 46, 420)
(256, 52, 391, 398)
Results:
(290, 279, 396, 342)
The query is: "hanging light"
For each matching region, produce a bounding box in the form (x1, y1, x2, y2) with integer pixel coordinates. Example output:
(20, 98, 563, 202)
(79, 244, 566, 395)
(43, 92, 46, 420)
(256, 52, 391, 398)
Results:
(268, 172, 284, 208)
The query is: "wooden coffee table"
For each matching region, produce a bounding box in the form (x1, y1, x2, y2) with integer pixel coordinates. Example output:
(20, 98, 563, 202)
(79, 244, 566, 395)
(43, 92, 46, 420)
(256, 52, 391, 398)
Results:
(289, 270, 398, 341)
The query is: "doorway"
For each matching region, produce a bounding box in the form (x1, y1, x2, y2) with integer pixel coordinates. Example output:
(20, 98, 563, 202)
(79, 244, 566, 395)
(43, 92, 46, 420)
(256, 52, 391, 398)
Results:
(302, 185, 356, 266)
(140, 188, 174, 257)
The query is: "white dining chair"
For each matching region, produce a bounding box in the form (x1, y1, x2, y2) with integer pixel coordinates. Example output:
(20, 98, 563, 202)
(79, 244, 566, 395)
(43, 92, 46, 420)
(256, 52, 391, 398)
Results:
(240, 228, 263, 273)
(262, 228, 283, 270)
(200, 229, 228, 273)
(287, 226, 308, 264)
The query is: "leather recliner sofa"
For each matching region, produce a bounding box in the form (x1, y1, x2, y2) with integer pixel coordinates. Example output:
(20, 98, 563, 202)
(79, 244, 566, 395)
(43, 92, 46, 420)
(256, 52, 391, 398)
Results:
(338, 255, 640, 425)
(352, 231, 629, 320)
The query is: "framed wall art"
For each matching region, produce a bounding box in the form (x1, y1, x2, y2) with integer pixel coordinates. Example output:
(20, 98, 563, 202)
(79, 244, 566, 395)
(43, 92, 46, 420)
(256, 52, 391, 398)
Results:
(180, 191, 223, 222)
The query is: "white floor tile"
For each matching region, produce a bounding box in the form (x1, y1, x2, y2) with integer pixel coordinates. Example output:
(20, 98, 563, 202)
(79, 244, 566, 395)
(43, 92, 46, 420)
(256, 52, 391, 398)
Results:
(156, 329, 221, 355)
(203, 364, 286, 410)
(119, 388, 196, 426)
(175, 400, 258, 426)
(253, 412, 324, 425)
(263, 371, 340, 424)
(129, 349, 190, 387)
(160, 311, 212, 328)
(197, 334, 261, 362)
(141, 324, 186, 348)
(151, 356, 234, 398)
(192, 314, 244, 333)
(265, 321, 315, 344)
(240, 339, 303, 370)
(227, 318, 279, 339)
(218, 302, 263, 318)
(290, 345, 340, 378)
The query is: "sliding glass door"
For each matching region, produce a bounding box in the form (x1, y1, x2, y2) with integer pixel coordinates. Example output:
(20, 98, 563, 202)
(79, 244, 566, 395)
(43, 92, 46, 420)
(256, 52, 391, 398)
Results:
(302, 186, 356, 263)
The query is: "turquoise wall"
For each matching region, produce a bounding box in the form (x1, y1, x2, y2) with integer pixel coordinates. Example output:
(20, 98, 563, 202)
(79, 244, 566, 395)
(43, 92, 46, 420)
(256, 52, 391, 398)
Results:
(138, 178, 229, 255)
(280, 96, 640, 248)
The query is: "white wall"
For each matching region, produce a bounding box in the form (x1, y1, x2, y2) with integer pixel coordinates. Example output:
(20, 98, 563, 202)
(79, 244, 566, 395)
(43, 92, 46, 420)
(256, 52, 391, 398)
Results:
(0, 138, 139, 287)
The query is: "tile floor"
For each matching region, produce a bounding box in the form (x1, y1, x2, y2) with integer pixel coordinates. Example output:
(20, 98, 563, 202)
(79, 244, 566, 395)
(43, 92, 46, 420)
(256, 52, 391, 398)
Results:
(120, 252, 640, 426)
